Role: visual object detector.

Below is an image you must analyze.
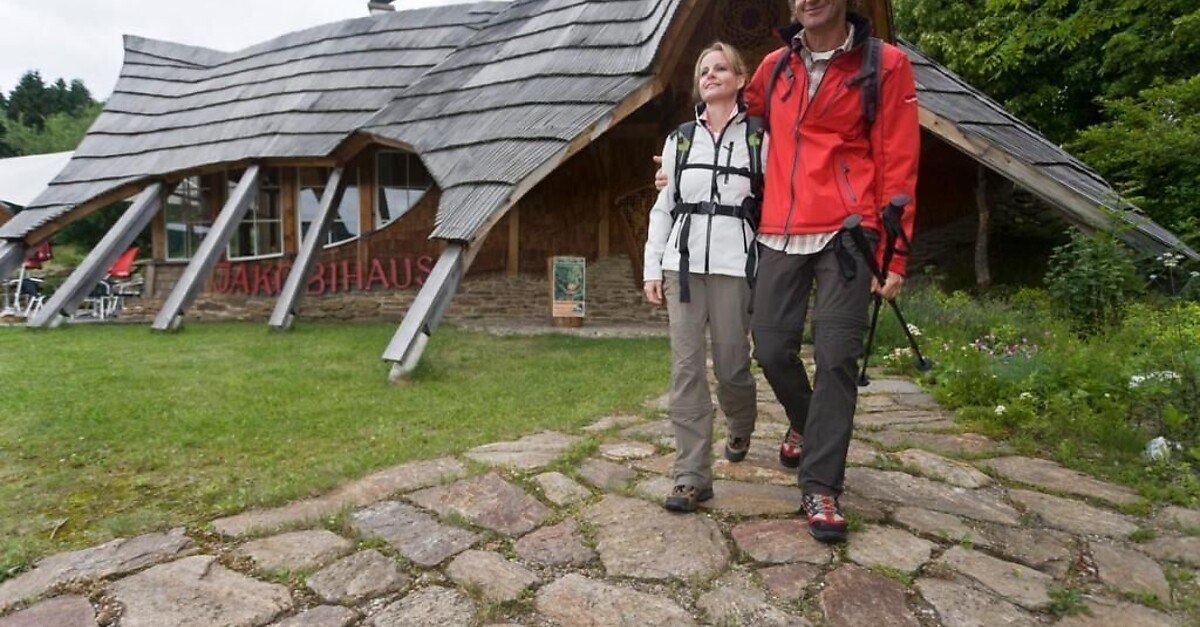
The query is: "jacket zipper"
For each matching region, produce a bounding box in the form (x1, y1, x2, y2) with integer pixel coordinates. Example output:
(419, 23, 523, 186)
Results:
(782, 53, 811, 238)
(839, 158, 858, 206)
(706, 122, 734, 274)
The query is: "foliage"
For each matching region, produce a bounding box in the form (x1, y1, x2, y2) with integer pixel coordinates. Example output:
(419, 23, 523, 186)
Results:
(894, 0, 1200, 144)
(5, 71, 94, 131)
(872, 281, 1200, 506)
(0, 323, 670, 580)
(1, 102, 101, 156)
(1045, 230, 1142, 335)
(1072, 76, 1200, 246)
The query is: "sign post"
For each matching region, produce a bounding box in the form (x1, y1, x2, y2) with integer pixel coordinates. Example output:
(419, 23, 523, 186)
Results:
(549, 256, 586, 327)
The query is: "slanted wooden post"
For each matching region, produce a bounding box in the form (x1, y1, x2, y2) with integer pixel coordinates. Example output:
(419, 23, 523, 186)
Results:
(27, 184, 163, 328)
(975, 164, 992, 291)
(153, 165, 261, 331)
(269, 168, 346, 330)
(381, 243, 465, 381)
(0, 241, 25, 283)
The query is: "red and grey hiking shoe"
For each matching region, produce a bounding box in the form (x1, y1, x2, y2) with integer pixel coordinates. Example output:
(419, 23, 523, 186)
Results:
(801, 493, 848, 543)
(779, 427, 802, 469)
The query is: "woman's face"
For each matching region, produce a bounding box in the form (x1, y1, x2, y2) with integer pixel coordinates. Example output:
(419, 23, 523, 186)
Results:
(696, 50, 744, 105)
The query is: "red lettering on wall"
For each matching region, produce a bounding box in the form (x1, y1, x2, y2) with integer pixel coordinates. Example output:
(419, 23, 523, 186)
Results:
(210, 255, 434, 297)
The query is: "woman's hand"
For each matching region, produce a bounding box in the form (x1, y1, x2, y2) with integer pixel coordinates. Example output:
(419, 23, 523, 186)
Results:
(653, 155, 667, 191)
(644, 280, 664, 306)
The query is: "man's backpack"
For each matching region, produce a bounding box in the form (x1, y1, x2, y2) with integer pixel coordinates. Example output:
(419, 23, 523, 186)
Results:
(763, 36, 884, 135)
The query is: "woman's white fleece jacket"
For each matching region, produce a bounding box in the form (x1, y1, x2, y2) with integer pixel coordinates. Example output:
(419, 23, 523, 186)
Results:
(643, 109, 764, 282)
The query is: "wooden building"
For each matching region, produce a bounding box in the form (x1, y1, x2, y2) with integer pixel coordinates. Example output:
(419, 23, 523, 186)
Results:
(0, 0, 1193, 379)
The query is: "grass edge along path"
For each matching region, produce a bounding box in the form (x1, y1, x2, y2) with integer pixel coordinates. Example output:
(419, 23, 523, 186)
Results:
(0, 322, 670, 581)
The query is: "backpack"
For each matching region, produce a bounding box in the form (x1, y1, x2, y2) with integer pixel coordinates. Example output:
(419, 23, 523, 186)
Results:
(763, 36, 883, 135)
(670, 115, 765, 230)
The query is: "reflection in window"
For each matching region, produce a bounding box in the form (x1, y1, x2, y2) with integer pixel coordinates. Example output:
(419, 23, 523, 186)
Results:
(164, 177, 211, 260)
(227, 168, 283, 261)
(376, 151, 432, 228)
(297, 167, 360, 247)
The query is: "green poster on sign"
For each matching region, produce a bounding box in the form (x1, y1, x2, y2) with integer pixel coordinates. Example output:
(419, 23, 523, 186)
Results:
(551, 256, 586, 318)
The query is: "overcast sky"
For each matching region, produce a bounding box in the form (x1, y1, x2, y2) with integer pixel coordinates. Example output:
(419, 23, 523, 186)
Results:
(0, 0, 463, 100)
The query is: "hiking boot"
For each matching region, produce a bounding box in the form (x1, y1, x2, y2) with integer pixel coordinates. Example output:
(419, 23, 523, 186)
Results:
(779, 427, 803, 469)
(801, 493, 848, 543)
(724, 436, 751, 462)
(663, 484, 714, 513)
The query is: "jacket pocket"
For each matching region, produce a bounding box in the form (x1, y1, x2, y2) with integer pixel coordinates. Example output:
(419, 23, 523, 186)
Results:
(835, 157, 858, 211)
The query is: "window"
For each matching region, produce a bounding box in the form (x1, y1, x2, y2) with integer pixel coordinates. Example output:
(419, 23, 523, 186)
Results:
(227, 168, 283, 261)
(376, 151, 432, 228)
(297, 167, 360, 247)
(164, 177, 211, 261)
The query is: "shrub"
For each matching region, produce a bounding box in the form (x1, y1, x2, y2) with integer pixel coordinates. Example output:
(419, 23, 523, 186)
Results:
(1045, 230, 1142, 334)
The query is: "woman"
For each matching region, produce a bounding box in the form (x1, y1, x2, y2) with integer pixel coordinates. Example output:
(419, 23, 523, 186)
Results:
(643, 42, 763, 513)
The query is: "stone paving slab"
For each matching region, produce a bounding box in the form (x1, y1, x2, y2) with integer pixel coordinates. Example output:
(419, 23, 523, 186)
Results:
(446, 550, 538, 603)
(1007, 489, 1138, 537)
(577, 458, 638, 490)
(892, 507, 981, 545)
(268, 605, 357, 627)
(0, 528, 193, 610)
(758, 563, 822, 601)
(583, 414, 643, 432)
(306, 550, 409, 604)
(532, 471, 592, 507)
(855, 410, 951, 429)
(463, 431, 581, 471)
(845, 468, 1021, 525)
(857, 430, 1012, 457)
(350, 501, 478, 567)
(1140, 535, 1200, 567)
(1153, 505, 1200, 531)
(893, 448, 992, 488)
(1090, 541, 1172, 603)
(110, 555, 292, 627)
(368, 586, 476, 627)
(980, 456, 1143, 507)
(936, 546, 1052, 610)
(236, 529, 352, 574)
(820, 565, 920, 627)
(697, 571, 810, 626)
(212, 457, 466, 537)
(535, 574, 697, 627)
(916, 578, 1040, 627)
(731, 519, 832, 565)
(584, 495, 729, 582)
(1056, 597, 1179, 627)
(858, 379, 924, 395)
(636, 476, 802, 516)
(408, 472, 550, 537)
(846, 525, 936, 573)
(0, 595, 94, 627)
(599, 441, 657, 461)
(513, 519, 595, 567)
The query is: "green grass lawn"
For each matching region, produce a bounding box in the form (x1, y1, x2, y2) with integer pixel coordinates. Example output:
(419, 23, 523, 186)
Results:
(0, 322, 670, 579)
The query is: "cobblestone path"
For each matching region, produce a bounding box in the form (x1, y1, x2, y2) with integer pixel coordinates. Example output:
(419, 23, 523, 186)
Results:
(1, 369, 1195, 626)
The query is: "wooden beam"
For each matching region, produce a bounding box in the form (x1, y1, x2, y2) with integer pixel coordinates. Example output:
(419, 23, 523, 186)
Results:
(269, 168, 346, 331)
(382, 243, 466, 381)
(27, 183, 163, 329)
(507, 206, 520, 277)
(974, 164, 991, 291)
(153, 165, 261, 331)
(281, 168, 299, 255)
(863, 0, 896, 42)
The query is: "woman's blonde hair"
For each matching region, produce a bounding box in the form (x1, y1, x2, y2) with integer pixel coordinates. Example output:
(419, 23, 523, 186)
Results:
(692, 42, 748, 100)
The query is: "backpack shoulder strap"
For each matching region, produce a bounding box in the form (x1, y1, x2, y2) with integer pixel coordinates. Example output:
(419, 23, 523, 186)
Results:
(762, 49, 792, 133)
(672, 121, 697, 205)
(743, 116, 765, 199)
(849, 37, 884, 133)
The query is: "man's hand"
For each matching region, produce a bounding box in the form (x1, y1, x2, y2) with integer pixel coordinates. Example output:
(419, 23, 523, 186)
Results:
(644, 280, 664, 306)
(653, 155, 667, 191)
(871, 271, 904, 301)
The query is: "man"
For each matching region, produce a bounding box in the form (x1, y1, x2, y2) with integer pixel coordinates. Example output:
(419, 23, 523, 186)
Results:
(743, 0, 919, 543)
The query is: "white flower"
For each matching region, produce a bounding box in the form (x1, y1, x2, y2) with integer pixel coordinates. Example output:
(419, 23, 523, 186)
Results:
(1019, 392, 1034, 401)
(1191, 271, 1199, 279)
(1129, 371, 1180, 388)
(1149, 274, 1158, 281)
(1145, 436, 1182, 461)
(906, 323, 922, 337)
(994, 405, 1007, 415)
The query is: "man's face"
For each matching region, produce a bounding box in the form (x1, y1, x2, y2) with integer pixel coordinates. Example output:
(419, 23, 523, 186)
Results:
(793, 0, 848, 32)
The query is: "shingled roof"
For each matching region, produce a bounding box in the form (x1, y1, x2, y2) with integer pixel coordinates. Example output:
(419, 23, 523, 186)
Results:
(905, 42, 1197, 259)
(358, 0, 678, 241)
(0, 1, 507, 240)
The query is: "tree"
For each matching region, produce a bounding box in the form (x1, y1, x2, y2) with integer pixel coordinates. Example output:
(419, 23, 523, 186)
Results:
(894, 0, 1200, 144)
(3, 102, 101, 155)
(5, 71, 50, 130)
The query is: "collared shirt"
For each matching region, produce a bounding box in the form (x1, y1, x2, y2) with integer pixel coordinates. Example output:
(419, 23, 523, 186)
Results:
(757, 24, 856, 255)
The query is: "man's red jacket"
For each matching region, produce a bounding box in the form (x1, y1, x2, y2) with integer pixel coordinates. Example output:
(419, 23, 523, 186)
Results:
(744, 15, 920, 276)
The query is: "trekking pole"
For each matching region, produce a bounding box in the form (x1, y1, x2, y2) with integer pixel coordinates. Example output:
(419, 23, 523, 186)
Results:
(843, 196, 932, 386)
